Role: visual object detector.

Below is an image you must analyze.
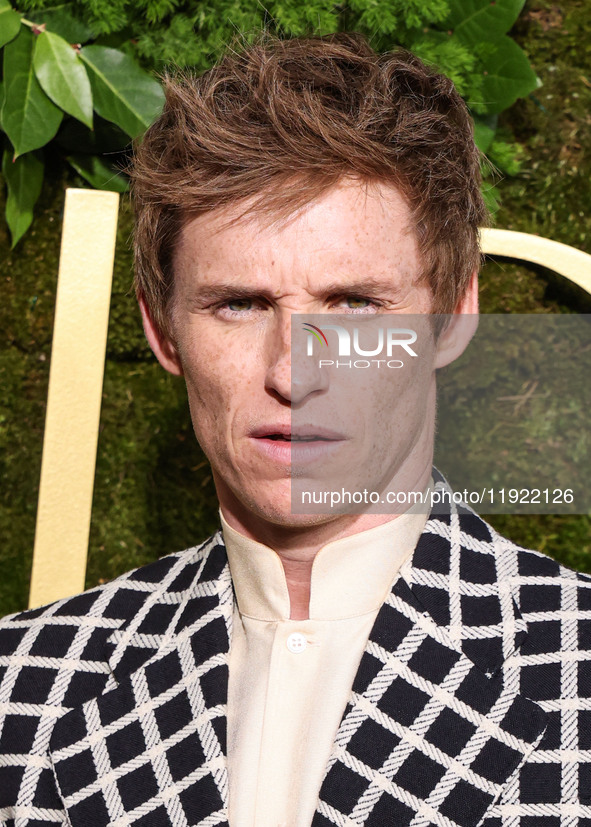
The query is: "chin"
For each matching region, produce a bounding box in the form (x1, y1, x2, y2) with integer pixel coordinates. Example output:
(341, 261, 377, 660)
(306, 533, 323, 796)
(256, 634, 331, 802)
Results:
(244, 495, 339, 529)
(218, 476, 340, 531)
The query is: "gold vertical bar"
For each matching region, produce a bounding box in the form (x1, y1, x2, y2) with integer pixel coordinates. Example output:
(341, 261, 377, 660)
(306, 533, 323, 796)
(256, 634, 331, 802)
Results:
(28, 189, 120, 609)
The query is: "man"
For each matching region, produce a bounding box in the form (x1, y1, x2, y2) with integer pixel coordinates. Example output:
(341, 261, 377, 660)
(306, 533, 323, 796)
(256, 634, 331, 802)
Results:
(1, 32, 589, 827)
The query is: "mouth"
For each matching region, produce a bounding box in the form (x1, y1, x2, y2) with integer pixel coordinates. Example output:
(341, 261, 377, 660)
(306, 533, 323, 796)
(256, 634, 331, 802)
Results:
(263, 434, 338, 442)
(248, 425, 348, 467)
(250, 426, 346, 442)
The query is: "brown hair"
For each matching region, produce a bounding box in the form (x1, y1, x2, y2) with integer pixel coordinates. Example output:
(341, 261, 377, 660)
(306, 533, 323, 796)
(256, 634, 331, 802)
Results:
(131, 32, 488, 338)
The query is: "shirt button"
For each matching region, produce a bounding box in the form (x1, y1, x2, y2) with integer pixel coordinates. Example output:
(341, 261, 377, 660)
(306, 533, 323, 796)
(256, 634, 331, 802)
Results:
(286, 632, 307, 653)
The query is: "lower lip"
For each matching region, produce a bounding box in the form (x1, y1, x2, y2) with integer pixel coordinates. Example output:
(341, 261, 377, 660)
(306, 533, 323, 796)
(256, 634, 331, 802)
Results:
(251, 437, 347, 465)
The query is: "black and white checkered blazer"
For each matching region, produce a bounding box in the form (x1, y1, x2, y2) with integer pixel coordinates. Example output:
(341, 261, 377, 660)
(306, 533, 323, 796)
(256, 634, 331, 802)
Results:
(1, 482, 590, 826)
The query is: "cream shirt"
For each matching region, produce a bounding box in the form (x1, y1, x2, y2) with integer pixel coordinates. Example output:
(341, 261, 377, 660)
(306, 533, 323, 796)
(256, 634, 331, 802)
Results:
(222, 504, 429, 827)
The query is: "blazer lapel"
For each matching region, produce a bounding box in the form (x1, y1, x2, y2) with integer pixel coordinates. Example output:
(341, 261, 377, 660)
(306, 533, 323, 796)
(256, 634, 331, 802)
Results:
(49, 534, 233, 827)
(314, 502, 548, 827)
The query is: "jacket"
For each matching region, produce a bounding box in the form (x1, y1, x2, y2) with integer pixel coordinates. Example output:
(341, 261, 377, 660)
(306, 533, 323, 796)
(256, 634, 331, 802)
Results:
(1, 492, 590, 826)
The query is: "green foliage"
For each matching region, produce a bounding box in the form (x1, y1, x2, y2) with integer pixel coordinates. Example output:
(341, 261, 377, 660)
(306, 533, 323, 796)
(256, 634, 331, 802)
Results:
(31, 4, 96, 43)
(0, 3, 162, 244)
(2, 145, 42, 243)
(472, 114, 496, 153)
(446, 0, 526, 41)
(2, 27, 63, 157)
(66, 151, 128, 191)
(0, 0, 536, 244)
(408, 32, 482, 99)
(0, 0, 21, 48)
(488, 133, 526, 175)
(34, 29, 93, 128)
(79, 45, 164, 137)
(477, 35, 539, 115)
(0, 0, 538, 239)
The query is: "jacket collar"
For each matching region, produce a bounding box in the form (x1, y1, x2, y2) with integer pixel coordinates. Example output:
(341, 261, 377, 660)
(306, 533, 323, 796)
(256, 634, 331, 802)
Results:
(49, 494, 546, 827)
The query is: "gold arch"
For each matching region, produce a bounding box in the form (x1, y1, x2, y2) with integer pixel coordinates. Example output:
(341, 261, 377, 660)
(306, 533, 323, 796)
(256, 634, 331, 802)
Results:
(480, 228, 591, 295)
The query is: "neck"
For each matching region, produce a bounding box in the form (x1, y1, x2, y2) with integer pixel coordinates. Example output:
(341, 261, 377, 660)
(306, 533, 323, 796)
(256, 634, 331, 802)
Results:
(218, 462, 432, 620)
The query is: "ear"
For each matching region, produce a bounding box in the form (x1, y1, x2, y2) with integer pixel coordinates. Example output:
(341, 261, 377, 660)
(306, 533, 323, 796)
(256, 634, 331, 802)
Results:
(434, 271, 479, 369)
(139, 296, 184, 377)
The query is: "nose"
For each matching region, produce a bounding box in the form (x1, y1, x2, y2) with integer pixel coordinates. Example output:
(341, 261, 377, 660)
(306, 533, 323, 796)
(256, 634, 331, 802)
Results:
(265, 312, 328, 405)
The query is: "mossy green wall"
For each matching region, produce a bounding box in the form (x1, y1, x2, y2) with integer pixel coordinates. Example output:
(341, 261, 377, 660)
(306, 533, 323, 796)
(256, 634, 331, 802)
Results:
(1, 0, 590, 615)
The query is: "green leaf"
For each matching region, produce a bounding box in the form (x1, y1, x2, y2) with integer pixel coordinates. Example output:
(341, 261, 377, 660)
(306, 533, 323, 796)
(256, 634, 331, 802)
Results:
(0, 0, 21, 49)
(445, 0, 526, 43)
(1, 27, 63, 157)
(479, 36, 538, 114)
(32, 4, 96, 44)
(472, 114, 497, 153)
(67, 153, 129, 192)
(2, 148, 44, 247)
(79, 45, 164, 138)
(34, 30, 93, 129)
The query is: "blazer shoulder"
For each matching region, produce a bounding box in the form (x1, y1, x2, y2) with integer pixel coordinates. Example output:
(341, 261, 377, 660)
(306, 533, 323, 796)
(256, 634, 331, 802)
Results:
(419, 505, 591, 609)
(1, 531, 223, 625)
(503, 535, 591, 586)
(457, 506, 591, 586)
(0, 532, 224, 684)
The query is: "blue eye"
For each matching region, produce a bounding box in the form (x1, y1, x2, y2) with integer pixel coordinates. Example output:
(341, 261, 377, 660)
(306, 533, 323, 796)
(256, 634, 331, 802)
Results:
(333, 295, 379, 311)
(345, 297, 371, 309)
(227, 299, 253, 312)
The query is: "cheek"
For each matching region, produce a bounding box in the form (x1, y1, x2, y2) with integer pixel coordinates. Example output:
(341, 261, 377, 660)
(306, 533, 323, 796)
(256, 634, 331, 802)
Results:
(181, 363, 236, 466)
(178, 336, 262, 438)
(371, 348, 435, 439)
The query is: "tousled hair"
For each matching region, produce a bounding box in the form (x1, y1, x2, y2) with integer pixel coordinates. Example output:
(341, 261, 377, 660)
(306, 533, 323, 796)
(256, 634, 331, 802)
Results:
(131, 32, 488, 337)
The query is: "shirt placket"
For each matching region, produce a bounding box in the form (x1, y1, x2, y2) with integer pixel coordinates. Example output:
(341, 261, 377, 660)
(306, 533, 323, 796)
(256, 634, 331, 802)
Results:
(254, 619, 320, 827)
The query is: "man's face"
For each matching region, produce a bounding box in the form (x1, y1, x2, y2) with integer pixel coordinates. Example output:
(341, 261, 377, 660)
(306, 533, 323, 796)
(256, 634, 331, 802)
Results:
(142, 179, 475, 531)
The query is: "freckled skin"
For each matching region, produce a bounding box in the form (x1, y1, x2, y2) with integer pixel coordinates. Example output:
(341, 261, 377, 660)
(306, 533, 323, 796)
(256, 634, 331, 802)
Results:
(140, 179, 478, 614)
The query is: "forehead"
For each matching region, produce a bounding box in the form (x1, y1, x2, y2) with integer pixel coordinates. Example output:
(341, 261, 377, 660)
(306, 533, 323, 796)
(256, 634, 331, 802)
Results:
(172, 178, 422, 292)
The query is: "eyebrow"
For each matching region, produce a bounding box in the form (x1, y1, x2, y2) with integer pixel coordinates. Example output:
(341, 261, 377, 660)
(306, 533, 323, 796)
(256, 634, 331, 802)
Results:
(317, 277, 407, 296)
(186, 276, 406, 305)
(186, 284, 275, 304)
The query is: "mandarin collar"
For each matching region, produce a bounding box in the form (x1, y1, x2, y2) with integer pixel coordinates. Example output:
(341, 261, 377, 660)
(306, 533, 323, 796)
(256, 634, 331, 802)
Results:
(221, 490, 430, 622)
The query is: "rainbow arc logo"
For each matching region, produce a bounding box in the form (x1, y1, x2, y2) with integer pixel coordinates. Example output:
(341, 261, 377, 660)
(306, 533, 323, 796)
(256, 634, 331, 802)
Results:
(302, 322, 328, 347)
